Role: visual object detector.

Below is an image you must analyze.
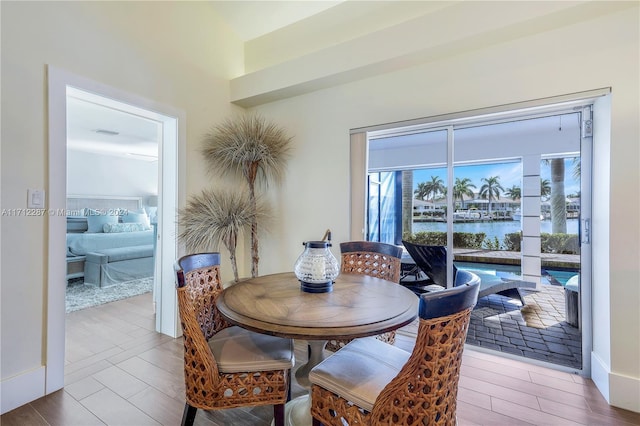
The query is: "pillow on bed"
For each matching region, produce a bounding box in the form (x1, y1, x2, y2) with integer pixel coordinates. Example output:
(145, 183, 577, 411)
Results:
(67, 216, 88, 233)
(121, 210, 151, 229)
(103, 222, 149, 233)
(86, 213, 118, 233)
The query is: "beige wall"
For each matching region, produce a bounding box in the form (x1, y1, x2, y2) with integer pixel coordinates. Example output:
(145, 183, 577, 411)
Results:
(1, 0, 638, 414)
(243, 3, 639, 412)
(1, 0, 242, 407)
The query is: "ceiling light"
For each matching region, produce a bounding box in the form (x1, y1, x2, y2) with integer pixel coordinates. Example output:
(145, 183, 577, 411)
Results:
(94, 129, 120, 136)
(126, 153, 158, 162)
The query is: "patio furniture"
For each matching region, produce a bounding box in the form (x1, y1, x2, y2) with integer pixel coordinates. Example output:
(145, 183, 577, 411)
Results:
(309, 281, 480, 425)
(565, 274, 580, 328)
(402, 241, 536, 305)
(325, 241, 403, 352)
(175, 253, 294, 426)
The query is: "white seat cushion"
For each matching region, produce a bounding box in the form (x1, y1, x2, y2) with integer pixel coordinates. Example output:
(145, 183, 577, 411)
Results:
(309, 337, 410, 412)
(209, 326, 294, 373)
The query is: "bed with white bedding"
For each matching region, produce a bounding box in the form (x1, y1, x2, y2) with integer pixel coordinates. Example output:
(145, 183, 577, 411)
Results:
(66, 229, 154, 257)
(65, 195, 156, 287)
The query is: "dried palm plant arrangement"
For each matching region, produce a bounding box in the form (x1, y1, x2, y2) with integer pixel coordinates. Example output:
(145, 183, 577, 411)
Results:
(178, 189, 267, 283)
(201, 114, 292, 278)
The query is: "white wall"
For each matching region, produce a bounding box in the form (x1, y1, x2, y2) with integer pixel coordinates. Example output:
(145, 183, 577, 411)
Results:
(243, 3, 639, 412)
(0, 1, 243, 413)
(67, 150, 158, 198)
(1, 0, 638, 414)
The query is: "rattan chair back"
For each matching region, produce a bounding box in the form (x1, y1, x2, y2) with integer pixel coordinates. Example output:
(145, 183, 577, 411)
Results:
(312, 282, 480, 426)
(339, 241, 403, 282)
(175, 253, 290, 426)
(325, 241, 403, 352)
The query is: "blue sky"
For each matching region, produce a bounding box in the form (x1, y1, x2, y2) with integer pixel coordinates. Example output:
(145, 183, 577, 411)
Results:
(413, 158, 580, 197)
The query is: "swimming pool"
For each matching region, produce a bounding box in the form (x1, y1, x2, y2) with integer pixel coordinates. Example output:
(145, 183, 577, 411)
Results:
(456, 261, 579, 286)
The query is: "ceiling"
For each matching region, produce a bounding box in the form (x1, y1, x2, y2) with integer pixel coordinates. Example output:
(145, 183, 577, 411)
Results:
(208, 1, 344, 41)
(67, 96, 161, 161)
(67, 1, 342, 161)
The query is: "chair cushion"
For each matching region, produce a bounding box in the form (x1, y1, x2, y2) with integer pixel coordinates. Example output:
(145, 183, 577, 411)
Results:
(309, 337, 410, 412)
(209, 326, 294, 373)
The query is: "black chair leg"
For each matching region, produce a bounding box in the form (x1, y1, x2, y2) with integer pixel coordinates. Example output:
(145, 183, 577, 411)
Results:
(274, 403, 285, 426)
(181, 403, 197, 426)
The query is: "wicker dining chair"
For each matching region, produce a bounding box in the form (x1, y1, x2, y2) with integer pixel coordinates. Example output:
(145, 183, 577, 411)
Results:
(309, 281, 480, 426)
(324, 241, 403, 352)
(175, 253, 295, 426)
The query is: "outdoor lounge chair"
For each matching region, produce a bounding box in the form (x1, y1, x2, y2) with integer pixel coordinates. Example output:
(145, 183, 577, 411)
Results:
(402, 241, 536, 305)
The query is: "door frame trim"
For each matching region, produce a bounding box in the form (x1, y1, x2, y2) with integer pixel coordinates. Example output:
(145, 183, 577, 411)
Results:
(46, 65, 185, 393)
(355, 90, 608, 375)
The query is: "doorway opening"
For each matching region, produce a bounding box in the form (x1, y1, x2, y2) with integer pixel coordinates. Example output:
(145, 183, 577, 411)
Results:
(64, 88, 160, 313)
(47, 66, 184, 393)
(361, 98, 597, 374)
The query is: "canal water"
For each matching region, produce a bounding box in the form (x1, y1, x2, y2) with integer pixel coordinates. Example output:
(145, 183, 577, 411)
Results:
(413, 218, 580, 242)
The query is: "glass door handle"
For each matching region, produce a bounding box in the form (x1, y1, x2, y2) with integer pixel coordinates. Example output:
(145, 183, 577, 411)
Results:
(581, 218, 590, 244)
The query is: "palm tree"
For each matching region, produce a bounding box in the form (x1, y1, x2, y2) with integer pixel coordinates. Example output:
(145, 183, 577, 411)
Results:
(414, 182, 430, 201)
(453, 177, 476, 209)
(201, 114, 292, 277)
(543, 156, 580, 234)
(572, 157, 581, 180)
(504, 185, 521, 200)
(549, 158, 567, 233)
(479, 176, 504, 215)
(178, 189, 266, 283)
(417, 175, 445, 201)
(401, 171, 413, 238)
(540, 178, 551, 199)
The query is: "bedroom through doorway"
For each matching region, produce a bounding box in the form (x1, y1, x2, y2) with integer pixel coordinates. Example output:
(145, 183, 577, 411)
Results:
(64, 89, 160, 313)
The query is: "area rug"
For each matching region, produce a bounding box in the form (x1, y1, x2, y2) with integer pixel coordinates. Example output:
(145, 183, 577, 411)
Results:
(66, 277, 153, 313)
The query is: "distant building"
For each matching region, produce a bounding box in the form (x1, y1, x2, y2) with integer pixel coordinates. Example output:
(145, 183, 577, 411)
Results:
(413, 199, 443, 214)
(431, 193, 521, 212)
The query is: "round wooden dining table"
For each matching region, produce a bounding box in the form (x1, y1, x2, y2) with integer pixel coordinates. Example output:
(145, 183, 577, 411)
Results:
(216, 271, 419, 426)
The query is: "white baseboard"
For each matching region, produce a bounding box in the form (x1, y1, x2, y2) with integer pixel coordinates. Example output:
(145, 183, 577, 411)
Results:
(591, 352, 640, 413)
(610, 371, 640, 413)
(1, 367, 45, 414)
(591, 352, 610, 403)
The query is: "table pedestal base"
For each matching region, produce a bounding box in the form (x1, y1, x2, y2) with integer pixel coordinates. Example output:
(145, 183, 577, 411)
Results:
(284, 394, 312, 426)
(294, 340, 326, 388)
(275, 340, 327, 426)
(271, 394, 312, 426)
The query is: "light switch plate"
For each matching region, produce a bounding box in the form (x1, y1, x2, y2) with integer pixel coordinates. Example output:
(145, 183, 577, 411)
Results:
(28, 189, 45, 208)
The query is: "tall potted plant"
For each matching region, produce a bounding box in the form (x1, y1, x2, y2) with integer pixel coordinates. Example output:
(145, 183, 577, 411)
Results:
(201, 114, 292, 277)
(178, 188, 265, 283)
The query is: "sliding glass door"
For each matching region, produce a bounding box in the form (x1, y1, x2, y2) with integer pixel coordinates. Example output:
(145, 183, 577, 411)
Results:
(368, 129, 448, 245)
(364, 106, 588, 371)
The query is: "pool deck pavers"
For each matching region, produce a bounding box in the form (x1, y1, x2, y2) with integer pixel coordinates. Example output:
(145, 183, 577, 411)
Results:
(399, 248, 583, 369)
(398, 284, 583, 370)
(466, 285, 582, 369)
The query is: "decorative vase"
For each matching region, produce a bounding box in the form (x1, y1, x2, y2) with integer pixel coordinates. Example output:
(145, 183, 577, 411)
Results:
(293, 241, 339, 293)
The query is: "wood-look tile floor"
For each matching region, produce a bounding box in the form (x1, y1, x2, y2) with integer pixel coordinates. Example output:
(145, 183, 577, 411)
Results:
(2, 292, 639, 425)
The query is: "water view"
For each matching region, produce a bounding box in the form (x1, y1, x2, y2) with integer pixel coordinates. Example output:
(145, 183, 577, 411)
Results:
(413, 218, 580, 242)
